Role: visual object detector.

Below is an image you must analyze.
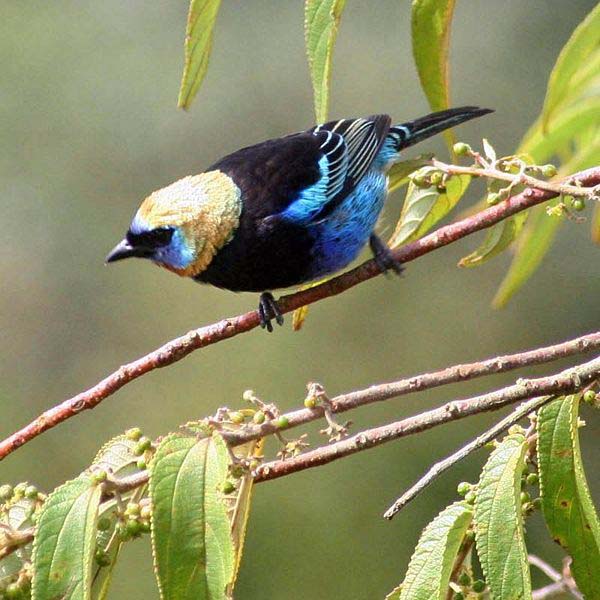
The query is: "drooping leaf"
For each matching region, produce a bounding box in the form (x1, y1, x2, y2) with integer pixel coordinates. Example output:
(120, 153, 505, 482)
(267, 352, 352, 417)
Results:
(519, 96, 600, 163)
(411, 0, 457, 150)
(150, 432, 235, 600)
(391, 173, 470, 247)
(458, 212, 527, 268)
(32, 476, 102, 600)
(537, 396, 600, 599)
(177, 0, 223, 109)
(475, 434, 531, 600)
(492, 204, 562, 308)
(491, 140, 600, 304)
(304, 0, 347, 123)
(541, 2, 600, 129)
(398, 501, 473, 600)
(387, 155, 434, 193)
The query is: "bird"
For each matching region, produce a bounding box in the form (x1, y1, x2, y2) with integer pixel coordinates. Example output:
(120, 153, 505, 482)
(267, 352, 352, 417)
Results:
(106, 106, 492, 331)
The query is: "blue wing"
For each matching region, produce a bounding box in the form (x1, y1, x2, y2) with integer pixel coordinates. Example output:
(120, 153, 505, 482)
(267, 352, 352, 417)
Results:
(277, 114, 391, 224)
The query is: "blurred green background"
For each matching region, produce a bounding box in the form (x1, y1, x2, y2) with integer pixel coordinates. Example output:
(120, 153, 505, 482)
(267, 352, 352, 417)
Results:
(2, 2, 599, 598)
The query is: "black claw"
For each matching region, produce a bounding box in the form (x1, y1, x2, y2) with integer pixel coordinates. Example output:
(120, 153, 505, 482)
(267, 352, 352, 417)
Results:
(258, 292, 284, 333)
(369, 235, 404, 276)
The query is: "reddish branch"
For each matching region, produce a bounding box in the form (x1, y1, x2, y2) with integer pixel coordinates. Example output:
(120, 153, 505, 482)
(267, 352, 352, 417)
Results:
(0, 167, 598, 463)
(253, 356, 600, 482)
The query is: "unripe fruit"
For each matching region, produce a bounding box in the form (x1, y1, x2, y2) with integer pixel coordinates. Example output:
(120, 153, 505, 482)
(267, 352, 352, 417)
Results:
(458, 572, 471, 586)
(412, 173, 430, 188)
(486, 192, 500, 205)
(526, 473, 538, 486)
(253, 411, 265, 424)
(221, 481, 235, 494)
(275, 416, 289, 429)
(95, 548, 111, 567)
(453, 142, 471, 156)
(140, 505, 152, 520)
(125, 502, 140, 517)
(125, 427, 142, 441)
(126, 518, 142, 537)
(97, 517, 112, 531)
(136, 458, 147, 470)
(541, 164, 557, 177)
(134, 437, 152, 456)
(304, 397, 317, 409)
(472, 580, 486, 593)
(0, 484, 13, 502)
(230, 412, 244, 424)
(572, 198, 585, 211)
(24, 485, 38, 499)
(457, 482, 471, 497)
(465, 491, 477, 505)
(583, 390, 597, 404)
(520, 491, 531, 504)
(430, 171, 443, 185)
(454, 592, 464, 600)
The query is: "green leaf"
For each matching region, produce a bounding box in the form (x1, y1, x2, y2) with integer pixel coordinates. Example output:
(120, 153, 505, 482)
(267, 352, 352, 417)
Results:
(458, 212, 527, 268)
(32, 476, 102, 600)
(93, 434, 140, 479)
(492, 204, 562, 308)
(390, 173, 470, 247)
(411, 0, 457, 149)
(541, 2, 600, 128)
(177, 0, 222, 110)
(519, 96, 600, 163)
(150, 432, 235, 600)
(304, 0, 347, 123)
(537, 396, 600, 599)
(387, 154, 434, 193)
(398, 501, 473, 600)
(475, 434, 531, 600)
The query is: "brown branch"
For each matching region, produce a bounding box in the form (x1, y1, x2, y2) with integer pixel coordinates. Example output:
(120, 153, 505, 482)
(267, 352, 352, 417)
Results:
(253, 356, 600, 482)
(224, 331, 600, 446)
(1, 167, 598, 463)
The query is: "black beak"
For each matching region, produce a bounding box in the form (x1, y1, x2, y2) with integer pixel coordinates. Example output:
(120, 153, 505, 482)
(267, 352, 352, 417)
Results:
(105, 239, 147, 264)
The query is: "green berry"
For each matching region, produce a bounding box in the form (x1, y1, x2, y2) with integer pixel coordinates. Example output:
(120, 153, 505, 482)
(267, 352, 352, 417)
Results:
(249, 459, 260, 471)
(221, 481, 235, 494)
(457, 482, 471, 497)
(304, 397, 316, 409)
(532, 497, 542, 510)
(252, 410, 265, 424)
(125, 427, 142, 441)
(140, 505, 152, 520)
(572, 198, 585, 211)
(520, 491, 531, 504)
(136, 458, 147, 470)
(116, 523, 131, 542)
(13, 483, 27, 498)
(472, 579, 486, 593)
(453, 142, 471, 156)
(464, 530, 476, 542)
(464, 491, 477, 505)
(126, 518, 142, 537)
(458, 572, 471, 586)
(583, 390, 597, 404)
(412, 173, 430, 188)
(275, 416, 289, 429)
(430, 171, 443, 185)
(0, 484, 13, 501)
(454, 592, 464, 600)
(95, 548, 111, 567)
(230, 411, 244, 424)
(92, 470, 107, 484)
(541, 164, 557, 178)
(134, 437, 152, 456)
(4, 583, 21, 599)
(139, 520, 151, 534)
(125, 502, 140, 517)
(24, 485, 38, 499)
(97, 517, 112, 531)
(526, 473, 538, 486)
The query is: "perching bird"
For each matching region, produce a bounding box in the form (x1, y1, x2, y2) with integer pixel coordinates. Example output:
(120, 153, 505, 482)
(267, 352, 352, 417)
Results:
(107, 106, 491, 330)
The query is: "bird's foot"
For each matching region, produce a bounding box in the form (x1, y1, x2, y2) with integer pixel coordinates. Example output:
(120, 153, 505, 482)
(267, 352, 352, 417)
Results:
(369, 234, 404, 276)
(258, 292, 284, 332)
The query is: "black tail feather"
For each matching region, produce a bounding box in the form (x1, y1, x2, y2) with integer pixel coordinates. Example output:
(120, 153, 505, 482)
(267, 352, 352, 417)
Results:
(390, 106, 493, 150)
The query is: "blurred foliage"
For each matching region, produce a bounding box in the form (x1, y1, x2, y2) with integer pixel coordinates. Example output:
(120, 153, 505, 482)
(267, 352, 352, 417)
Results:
(1, 1, 599, 599)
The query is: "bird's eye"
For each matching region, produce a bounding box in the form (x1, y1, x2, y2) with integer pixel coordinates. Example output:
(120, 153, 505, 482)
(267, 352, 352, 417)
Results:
(127, 227, 174, 248)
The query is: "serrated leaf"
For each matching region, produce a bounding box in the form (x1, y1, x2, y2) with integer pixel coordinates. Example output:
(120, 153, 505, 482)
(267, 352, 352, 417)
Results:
(304, 0, 347, 123)
(93, 434, 140, 479)
(177, 0, 222, 109)
(387, 155, 434, 193)
(150, 432, 235, 600)
(520, 96, 600, 163)
(475, 434, 531, 600)
(537, 396, 600, 599)
(411, 0, 457, 150)
(398, 501, 473, 600)
(492, 204, 562, 308)
(391, 173, 470, 247)
(541, 3, 600, 129)
(458, 211, 527, 268)
(32, 476, 102, 600)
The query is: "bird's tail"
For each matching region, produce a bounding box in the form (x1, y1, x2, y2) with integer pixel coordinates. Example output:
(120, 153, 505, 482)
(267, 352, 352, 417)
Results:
(389, 106, 493, 151)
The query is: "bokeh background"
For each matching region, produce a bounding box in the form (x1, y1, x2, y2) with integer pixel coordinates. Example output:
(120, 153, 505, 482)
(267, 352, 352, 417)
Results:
(2, 2, 599, 598)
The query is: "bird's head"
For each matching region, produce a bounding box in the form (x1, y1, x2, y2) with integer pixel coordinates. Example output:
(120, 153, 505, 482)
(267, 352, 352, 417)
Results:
(106, 171, 241, 277)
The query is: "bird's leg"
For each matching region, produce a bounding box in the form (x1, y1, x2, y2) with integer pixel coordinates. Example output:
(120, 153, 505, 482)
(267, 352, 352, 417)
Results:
(369, 234, 404, 275)
(258, 292, 284, 332)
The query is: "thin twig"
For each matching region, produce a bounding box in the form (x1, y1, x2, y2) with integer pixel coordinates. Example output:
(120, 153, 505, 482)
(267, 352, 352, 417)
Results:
(529, 555, 561, 582)
(384, 395, 553, 519)
(529, 554, 583, 600)
(0, 167, 598, 463)
(224, 331, 600, 446)
(253, 356, 600, 482)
